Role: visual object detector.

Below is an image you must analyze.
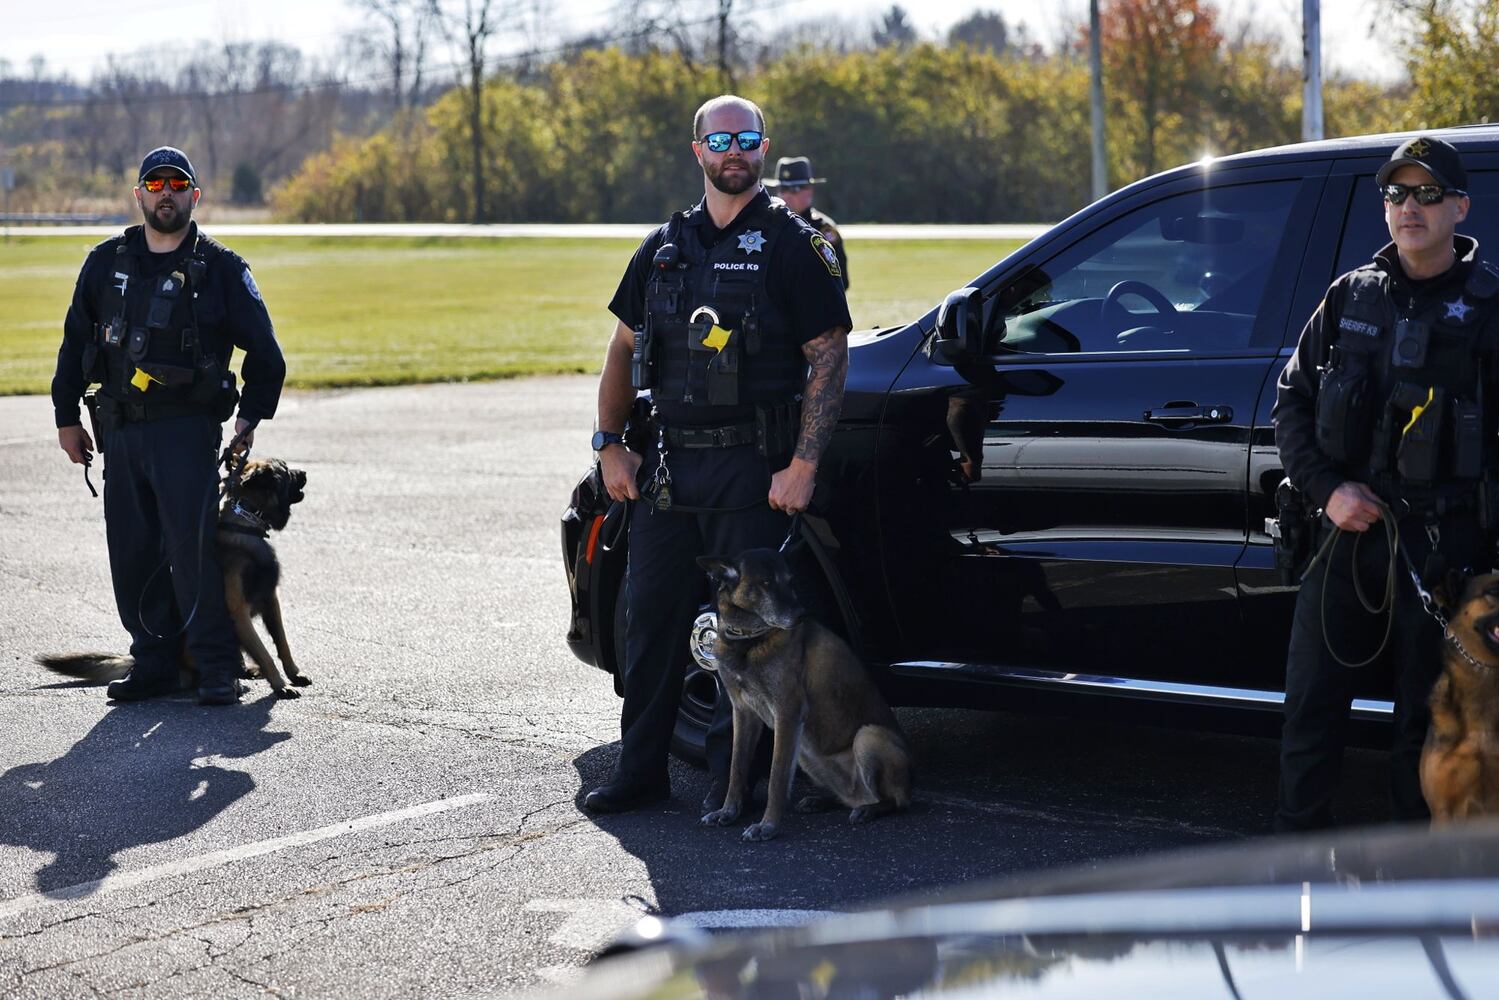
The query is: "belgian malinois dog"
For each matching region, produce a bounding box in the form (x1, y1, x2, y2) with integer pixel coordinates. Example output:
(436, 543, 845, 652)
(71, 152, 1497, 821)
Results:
(1421, 571, 1499, 824)
(38, 458, 312, 698)
(697, 549, 912, 841)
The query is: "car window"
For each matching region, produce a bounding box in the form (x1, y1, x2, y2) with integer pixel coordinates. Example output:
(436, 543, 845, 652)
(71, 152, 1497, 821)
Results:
(996, 180, 1299, 356)
(1335, 170, 1499, 276)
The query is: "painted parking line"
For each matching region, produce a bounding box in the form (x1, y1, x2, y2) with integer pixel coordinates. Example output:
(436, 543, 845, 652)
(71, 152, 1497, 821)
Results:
(0, 792, 492, 923)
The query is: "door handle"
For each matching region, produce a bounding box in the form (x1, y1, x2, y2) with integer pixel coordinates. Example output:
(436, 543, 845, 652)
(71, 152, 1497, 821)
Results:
(1143, 403, 1233, 425)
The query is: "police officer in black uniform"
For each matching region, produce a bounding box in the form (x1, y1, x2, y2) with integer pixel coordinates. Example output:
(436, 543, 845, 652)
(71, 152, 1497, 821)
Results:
(52, 146, 286, 706)
(765, 156, 849, 291)
(1274, 135, 1499, 830)
(583, 96, 852, 813)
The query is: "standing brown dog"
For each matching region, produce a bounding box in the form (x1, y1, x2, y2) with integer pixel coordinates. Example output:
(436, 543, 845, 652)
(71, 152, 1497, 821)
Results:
(1420, 571, 1499, 824)
(697, 549, 912, 842)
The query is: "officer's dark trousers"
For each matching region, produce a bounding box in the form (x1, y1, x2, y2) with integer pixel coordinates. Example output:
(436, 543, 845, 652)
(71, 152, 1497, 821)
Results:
(103, 413, 242, 685)
(615, 444, 789, 791)
(1275, 513, 1481, 832)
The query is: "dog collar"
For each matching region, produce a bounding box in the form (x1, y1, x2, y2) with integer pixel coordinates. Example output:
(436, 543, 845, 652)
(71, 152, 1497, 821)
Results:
(1443, 625, 1499, 672)
(220, 499, 271, 537)
(719, 621, 777, 641)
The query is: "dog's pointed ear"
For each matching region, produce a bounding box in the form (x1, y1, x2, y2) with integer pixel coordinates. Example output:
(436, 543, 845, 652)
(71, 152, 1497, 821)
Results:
(1435, 568, 1470, 614)
(697, 556, 737, 586)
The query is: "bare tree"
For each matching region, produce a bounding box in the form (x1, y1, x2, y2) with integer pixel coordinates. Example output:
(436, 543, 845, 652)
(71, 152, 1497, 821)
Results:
(437, 0, 500, 222)
(353, 0, 440, 112)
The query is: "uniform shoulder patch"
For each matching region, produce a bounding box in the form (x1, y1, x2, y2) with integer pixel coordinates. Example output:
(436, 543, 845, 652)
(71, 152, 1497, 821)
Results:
(242, 267, 263, 302)
(810, 233, 842, 279)
(1466, 260, 1499, 299)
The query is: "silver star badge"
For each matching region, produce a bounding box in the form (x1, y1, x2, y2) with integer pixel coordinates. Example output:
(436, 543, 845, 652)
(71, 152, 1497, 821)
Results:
(737, 230, 766, 254)
(1445, 296, 1474, 321)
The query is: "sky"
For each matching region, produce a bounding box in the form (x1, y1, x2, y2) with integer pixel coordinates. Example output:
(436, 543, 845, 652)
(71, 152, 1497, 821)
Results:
(2, 0, 1402, 84)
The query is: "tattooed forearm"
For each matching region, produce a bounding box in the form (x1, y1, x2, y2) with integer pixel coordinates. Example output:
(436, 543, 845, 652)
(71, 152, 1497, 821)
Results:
(795, 326, 849, 465)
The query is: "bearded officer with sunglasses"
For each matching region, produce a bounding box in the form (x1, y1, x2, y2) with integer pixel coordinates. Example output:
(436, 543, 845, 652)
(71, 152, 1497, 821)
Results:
(583, 95, 852, 813)
(1273, 135, 1499, 830)
(51, 146, 286, 706)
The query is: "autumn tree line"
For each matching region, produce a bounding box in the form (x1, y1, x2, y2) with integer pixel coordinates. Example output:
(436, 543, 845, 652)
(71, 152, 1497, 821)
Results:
(4, 0, 1498, 225)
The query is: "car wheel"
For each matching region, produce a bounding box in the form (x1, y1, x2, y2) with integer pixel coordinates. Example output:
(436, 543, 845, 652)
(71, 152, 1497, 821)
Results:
(671, 661, 716, 765)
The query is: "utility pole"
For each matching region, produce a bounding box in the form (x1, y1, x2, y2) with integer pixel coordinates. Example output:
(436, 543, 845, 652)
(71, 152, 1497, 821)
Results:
(1089, 0, 1107, 201)
(1302, 0, 1324, 141)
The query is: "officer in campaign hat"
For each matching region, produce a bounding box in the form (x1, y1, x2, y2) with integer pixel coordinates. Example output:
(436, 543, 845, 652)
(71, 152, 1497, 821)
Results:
(765, 156, 849, 290)
(583, 96, 852, 813)
(51, 145, 286, 705)
(1273, 134, 1498, 829)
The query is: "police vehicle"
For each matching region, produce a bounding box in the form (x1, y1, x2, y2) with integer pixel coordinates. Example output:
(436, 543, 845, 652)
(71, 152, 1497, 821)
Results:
(562, 125, 1499, 761)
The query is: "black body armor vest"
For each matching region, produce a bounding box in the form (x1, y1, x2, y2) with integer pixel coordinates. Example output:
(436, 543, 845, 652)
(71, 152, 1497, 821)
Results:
(83, 226, 236, 419)
(1316, 260, 1499, 499)
(638, 200, 809, 425)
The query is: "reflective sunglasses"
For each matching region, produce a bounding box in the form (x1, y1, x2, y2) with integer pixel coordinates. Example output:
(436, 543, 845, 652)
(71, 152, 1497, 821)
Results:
(698, 130, 765, 153)
(141, 176, 193, 193)
(1382, 182, 1465, 206)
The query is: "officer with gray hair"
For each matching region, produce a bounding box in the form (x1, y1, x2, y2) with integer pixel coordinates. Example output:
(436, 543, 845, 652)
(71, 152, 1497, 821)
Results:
(1273, 135, 1497, 830)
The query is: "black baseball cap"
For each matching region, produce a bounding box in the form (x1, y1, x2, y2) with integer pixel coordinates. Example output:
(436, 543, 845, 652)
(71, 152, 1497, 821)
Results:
(1376, 135, 1467, 191)
(137, 146, 196, 185)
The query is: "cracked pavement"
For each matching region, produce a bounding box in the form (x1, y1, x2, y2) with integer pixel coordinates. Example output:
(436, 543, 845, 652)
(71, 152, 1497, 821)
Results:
(0, 379, 1392, 999)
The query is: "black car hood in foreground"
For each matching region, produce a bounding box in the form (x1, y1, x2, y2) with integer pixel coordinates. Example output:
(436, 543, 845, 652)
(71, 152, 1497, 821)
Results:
(559, 821, 1499, 999)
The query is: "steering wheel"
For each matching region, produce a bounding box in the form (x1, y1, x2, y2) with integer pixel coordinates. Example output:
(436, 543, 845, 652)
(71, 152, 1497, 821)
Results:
(1102, 280, 1178, 333)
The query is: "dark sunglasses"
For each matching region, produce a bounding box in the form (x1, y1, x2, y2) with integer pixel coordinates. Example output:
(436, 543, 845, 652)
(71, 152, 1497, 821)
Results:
(1382, 182, 1465, 206)
(141, 176, 193, 193)
(698, 130, 764, 153)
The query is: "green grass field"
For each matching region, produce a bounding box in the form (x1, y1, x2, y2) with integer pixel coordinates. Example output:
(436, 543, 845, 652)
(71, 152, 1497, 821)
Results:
(0, 235, 1023, 396)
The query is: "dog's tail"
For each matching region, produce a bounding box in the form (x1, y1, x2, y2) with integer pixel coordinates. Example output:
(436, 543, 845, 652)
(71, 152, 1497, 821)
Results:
(35, 653, 134, 683)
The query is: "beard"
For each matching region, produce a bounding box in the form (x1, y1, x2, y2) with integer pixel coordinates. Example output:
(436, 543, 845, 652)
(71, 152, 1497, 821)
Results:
(142, 196, 191, 234)
(705, 156, 762, 195)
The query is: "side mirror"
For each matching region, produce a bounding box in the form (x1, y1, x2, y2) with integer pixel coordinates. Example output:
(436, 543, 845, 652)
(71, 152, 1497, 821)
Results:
(929, 286, 984, 365)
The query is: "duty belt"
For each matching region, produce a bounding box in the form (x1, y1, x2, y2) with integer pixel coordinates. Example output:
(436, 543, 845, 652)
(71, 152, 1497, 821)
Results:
(664, 419, 757, 449)
(98, 395, 212, 425)
(1369, 475, 1480, 518)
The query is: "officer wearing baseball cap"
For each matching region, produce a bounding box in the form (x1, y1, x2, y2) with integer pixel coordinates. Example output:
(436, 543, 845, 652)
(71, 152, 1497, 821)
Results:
(1273, 134, 1495, 830)
(765, 156, 849, 290)
(50, 145, 286, 705)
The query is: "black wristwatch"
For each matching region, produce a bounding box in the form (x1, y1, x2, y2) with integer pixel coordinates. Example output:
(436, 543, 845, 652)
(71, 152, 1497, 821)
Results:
(591, 430, 625, 452)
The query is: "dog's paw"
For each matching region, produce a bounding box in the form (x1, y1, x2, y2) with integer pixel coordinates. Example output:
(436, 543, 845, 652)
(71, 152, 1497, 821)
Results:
(794, 795, 834, 814)
(700, 806, 741, 827)
(241, 665, 263, 679)
(848, 806, 877, 824)
(290, 674, 313, 686)
(741, 821, 779, 842)
(273, 687, 301, 699)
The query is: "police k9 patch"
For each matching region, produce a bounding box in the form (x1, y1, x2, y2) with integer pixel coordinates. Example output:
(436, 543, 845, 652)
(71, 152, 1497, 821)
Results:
(811, 234, 842, 279)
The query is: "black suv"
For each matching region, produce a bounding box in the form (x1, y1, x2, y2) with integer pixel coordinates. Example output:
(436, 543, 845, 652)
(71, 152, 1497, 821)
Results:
(562, 125, 1499, 760)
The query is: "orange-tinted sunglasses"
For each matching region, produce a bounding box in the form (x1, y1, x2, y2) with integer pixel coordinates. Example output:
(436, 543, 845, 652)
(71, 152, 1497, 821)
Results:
(141, 176, 193, 193)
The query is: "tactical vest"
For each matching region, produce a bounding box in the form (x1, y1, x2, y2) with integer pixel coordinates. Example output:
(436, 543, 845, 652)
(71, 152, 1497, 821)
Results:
(1315, 260, 1499, 498)
(638, 200, 808, 422)
(82, 226, 236, 419)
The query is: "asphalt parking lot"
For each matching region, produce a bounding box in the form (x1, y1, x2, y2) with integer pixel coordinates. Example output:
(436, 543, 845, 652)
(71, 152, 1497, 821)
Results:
(0, 378, 1392, 999)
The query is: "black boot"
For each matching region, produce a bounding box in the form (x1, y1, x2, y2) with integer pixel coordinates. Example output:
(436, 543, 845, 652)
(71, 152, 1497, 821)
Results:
(106, 670, 179, 702)
(197, 677, 245, 706)
(583, 778, 670, 814)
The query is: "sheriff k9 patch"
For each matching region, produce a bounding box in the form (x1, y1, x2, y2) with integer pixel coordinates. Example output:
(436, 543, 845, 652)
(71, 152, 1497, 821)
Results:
(810, 234, 842, 279)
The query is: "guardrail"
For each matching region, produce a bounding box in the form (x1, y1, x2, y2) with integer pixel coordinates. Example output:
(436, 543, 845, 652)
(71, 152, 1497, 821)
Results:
(0, 213, 126, 225)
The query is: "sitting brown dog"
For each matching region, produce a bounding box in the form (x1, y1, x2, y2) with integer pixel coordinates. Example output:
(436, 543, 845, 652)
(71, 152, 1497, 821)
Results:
(697, 549, 912, 841)
(1420, 571, 1499, 824)
(38, 458, 311, 698)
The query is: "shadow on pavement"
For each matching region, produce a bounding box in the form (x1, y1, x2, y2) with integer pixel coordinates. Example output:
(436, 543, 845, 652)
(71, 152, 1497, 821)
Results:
(570, 706, 1395, 926)
(0, 694, 289, 894)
